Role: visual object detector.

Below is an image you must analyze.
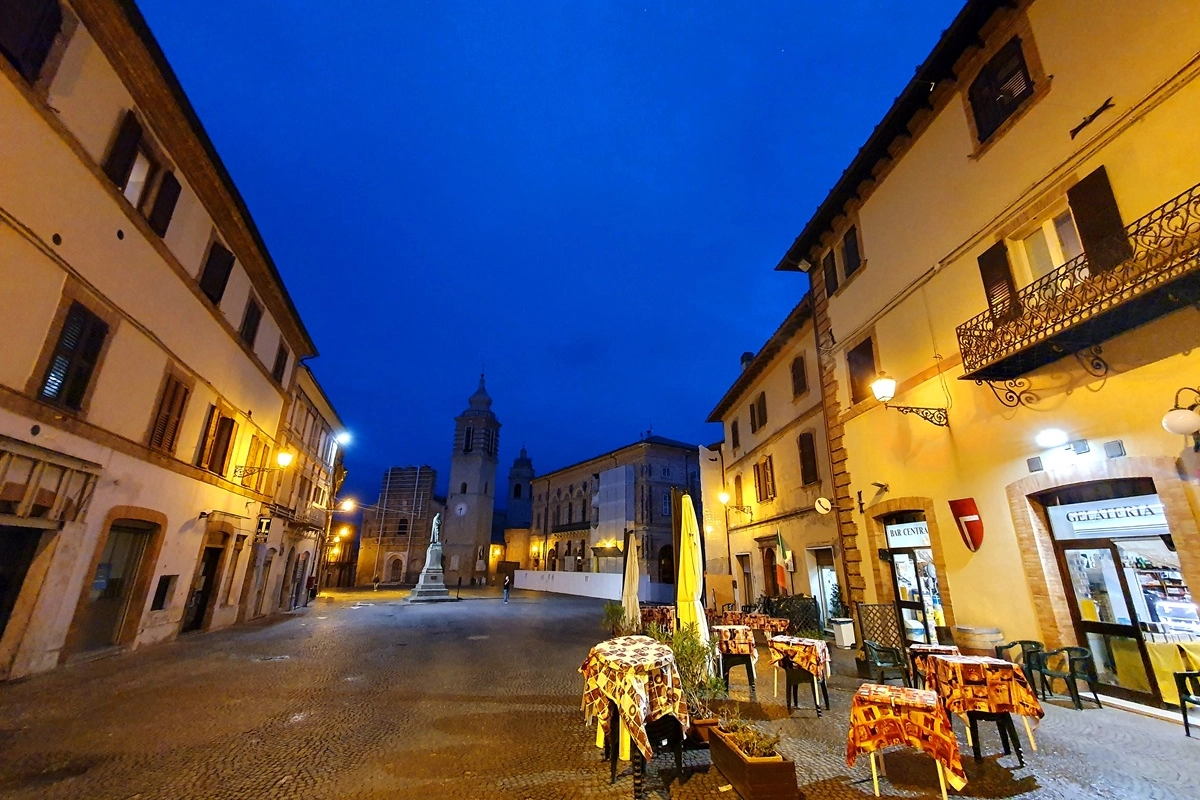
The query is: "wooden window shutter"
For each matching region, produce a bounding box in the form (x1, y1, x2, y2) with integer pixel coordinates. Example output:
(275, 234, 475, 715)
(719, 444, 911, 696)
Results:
(978, 241, 1021, 324)
(242, 436, 262, 488)
(240, 298, 263, 346)
(272, 343, 289, 383)
(150, 374, 189, 453)
(764, 457, 776, 499)
(791, 356, 808, 397)
(846, 338, 877, 404)
(40, 302, 108, 410)
(842, 226, 862, 278)
(749, 402, 757, 433)
(799, 432, 818, 486)
(752, 462, 763, 502)
(198, 242, 235, 304)
(196, 404, 219, 467)
(103, 110, 143, 187)
(823, 250, 839, 296)
(731, 420, 740, 449)
(0, 0, 63, 81)
(147, 171, 181, 237)
(757, 392, 767, 427)
(1068, 166, 1133, 274)
(209, 417, 237, 476)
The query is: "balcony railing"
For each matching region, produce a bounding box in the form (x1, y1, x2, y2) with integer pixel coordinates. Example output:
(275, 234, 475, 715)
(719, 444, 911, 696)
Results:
(957, 181, 1200, 380)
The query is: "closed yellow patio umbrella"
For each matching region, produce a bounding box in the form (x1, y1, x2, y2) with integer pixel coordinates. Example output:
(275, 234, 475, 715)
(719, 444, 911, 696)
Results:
(676, 495, 709, 648)
(620, 531, 641, 631)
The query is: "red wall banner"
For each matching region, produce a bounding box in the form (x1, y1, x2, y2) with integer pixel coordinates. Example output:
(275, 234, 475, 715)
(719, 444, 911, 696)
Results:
(948, 498, 984, 552)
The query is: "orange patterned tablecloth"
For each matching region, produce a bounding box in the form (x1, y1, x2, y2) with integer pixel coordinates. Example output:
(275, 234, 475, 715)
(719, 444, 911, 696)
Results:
(846, 683, 967, 790)
(640, 604, 676, 632)
(768, 636, 830, 677)
(580, 635, 689, 759)
(925, 655, 1045, 720)
(910, 644, 960, 679)
(712, 625, 758, 661)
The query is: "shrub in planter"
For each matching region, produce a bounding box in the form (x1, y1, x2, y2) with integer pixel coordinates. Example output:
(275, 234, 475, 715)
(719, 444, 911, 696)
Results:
(709, 715, 799, 800)
(600, 600, 639, 637)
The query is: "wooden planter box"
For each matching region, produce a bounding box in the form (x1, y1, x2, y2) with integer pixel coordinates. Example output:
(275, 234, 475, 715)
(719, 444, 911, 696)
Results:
(709, 728, 800, 800)
(687, 717, 718, 745)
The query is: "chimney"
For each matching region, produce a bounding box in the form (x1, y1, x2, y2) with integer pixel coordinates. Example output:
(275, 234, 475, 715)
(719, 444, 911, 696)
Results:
(740, 351, 755, 371)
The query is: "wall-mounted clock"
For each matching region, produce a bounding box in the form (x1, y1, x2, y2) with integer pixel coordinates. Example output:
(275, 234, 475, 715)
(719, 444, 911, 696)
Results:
(455, 502, 468, 517)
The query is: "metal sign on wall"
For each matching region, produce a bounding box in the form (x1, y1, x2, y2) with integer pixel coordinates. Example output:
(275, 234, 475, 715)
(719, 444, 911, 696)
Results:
(884, 521, 930, 549)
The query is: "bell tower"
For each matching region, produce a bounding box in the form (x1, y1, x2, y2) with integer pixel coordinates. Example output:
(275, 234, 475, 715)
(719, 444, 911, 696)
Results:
(506, 446, 535, 528)
(442, 374, 500, 585)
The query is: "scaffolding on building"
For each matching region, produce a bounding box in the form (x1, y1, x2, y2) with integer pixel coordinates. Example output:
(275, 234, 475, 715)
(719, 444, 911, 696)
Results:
(365, 465, 434, 584)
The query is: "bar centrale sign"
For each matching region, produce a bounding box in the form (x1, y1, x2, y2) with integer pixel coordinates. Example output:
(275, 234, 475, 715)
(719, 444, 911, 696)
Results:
(884, 521, 931, 549)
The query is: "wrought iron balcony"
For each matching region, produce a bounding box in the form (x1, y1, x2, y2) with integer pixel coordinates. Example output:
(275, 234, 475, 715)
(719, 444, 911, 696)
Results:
(957, 181, 1200, 381)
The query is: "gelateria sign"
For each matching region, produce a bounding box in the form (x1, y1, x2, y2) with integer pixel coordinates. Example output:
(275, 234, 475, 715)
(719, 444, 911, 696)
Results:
(1047, 494, 1169, 540)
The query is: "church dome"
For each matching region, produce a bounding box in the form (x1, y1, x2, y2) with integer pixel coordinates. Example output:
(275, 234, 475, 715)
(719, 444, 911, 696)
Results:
(512, 446, 532, 468)
(463, 374, 494, 416)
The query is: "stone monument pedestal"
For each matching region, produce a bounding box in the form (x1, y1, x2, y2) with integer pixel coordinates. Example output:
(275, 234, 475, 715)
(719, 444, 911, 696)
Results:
(409, 541, 455, 603)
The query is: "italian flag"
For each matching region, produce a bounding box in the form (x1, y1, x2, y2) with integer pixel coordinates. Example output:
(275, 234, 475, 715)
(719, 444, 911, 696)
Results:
(775, 529, 789, 594)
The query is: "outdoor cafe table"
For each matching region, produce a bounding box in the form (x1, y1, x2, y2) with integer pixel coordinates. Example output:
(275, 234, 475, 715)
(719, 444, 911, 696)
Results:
(925, 654, 1044, 758)
(846, 683, 966, 799)
(639, 604, 676, 632)
(910, 643, 960, 688)
(712, 624, 758, 690)
(580, 635, 689, 797)
(742, 612, 791, 634)
(768, 635, 830, 714)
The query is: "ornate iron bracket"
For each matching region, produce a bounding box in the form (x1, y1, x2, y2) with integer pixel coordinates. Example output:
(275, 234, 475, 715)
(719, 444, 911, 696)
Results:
(888, 405, 949, 427)
(1075, 345, 1109, 378)
(233, 465, 281, 479)
(977, 378, 1038, 409)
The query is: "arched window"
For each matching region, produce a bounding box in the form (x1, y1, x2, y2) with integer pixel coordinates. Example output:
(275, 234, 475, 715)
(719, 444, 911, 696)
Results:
(568, 502, 574, 522)
(734, 475, 743, 506)
(513, 483, 522, 499)
(460, 482, 468, 494)
(554, 506, 560, 525)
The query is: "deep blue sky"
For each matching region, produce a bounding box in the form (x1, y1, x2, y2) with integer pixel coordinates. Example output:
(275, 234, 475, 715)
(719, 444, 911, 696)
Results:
(137, 0, 963, 504)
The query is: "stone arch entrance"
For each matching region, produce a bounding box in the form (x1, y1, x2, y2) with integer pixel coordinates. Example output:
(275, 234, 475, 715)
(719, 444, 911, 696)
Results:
(387, 555, 405, 583)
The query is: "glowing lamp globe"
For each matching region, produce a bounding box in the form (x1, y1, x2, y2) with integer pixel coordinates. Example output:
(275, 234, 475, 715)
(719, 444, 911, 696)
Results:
(275, 451, 294, 468)
(871, 373, 897, 403)
(718, 491, 731, 505)
(1162, 407, 1200, 436)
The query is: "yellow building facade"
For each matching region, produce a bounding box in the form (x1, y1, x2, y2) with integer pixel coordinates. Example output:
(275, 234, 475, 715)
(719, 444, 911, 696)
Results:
(0, 1, 339, 677)
(774, 0, 1200, 704)
(706, 298, 841, 620)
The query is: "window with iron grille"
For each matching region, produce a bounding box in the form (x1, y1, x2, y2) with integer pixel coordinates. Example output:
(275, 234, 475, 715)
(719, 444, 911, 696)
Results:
(149, 373, 189, 454)
(39, 301, 108, 411)
(968, 37, 1034, 143)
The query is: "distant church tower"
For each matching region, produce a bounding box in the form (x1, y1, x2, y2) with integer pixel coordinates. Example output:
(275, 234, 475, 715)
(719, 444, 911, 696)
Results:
(441, 374, 500, 584)
(507, 446, 534, 528)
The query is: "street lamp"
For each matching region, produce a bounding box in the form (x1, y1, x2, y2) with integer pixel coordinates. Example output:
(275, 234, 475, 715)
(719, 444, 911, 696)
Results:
(1163, 387, 1200, 452)
(870, 371, 949, 427)
(234, 449, 294, 478)
(718, 490, 752, 518)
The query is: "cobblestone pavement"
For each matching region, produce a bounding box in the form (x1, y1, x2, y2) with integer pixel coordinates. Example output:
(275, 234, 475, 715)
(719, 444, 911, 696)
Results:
(0, 589, 1195, 799)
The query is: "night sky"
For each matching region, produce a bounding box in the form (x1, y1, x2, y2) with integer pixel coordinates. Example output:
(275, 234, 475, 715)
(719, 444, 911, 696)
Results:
(135, 1, 963, 504)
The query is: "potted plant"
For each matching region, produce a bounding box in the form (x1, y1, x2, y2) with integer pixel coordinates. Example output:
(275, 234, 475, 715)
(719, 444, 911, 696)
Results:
(709, 712, 800, 800)
(648, 622, 728, 743)
(600, 600, 639, 637)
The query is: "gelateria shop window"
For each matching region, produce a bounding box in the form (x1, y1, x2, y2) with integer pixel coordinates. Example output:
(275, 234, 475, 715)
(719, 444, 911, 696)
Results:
(882, 512, 945, 647)
(1045, 479, 1198, 705)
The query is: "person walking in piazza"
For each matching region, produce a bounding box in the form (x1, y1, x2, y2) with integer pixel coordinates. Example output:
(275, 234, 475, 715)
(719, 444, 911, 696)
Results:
(372, 574, 380, 592)
(503, 574, 511, 604)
